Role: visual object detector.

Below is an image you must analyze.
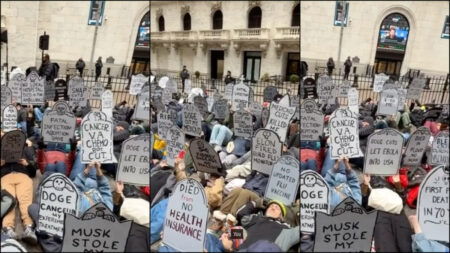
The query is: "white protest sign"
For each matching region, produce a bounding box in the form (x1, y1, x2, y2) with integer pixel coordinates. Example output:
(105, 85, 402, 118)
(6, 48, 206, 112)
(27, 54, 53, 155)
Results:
(101, 90, 114, 120)
(162, 178, 209, 252)
(162, 80, 177, 105)
(22, 71, 45, 105)
(7, 73, 24, 104)
(373, 73, 389, 92)
(1, 86, 13, 116)
(62, 203, 132, 252)
(80, 111, 116, 164)
(89, 82, 104, 100)
(329, 108, 362, 159)
(231, 82, 250, 111)
(403, 127, 431, 166)
(376, 88, 399, 116)
(129, 74, 148, 95)
(417, 165, 449, 243)
(265, 95, 296, 142)
(300, 170, 330, 233)
(212, 99, 229, 120)
(2, 105, 17, 132)
(44, 80, 56, 101)
(251, 129, 283, 175)
(68, 76, 88, 108)
(348, 88, 359, 115)
(158, 76, 169, 88)
(116, 134, 150, 186)
(397, 88, 407, 110)
(193, 95, 209, 120)
(338, 81, 351, 98)
(264, 155, 300, 205)
(300, 99, 324, 141)
(407, 77, 426, 100)
(182, 103, 202, 137)
(166, 125, 185, 167)
(41, 101, 76, 144)
(37, 173, 79, 237)
(429, 131, 449, 166)
(184, 79, 192, 94)
(317, 75, 337, 104)
(233, 110, 253, 139)
(132, 85, 150, 120)
(157, 109, 177, 139)
(224, 83, 233, 101)
(364, 128, 404, 175)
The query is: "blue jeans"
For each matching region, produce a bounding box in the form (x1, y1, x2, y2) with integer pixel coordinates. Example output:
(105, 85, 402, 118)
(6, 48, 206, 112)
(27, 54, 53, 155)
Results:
(301, 159, 317, 172)
(45, 161, 66, 175)
(69, 149, 83, 181)
(321, 149, 346, 178)
(46, 143, 70, 153)
(17, 121, 27, 134)
(209, 124, 233, 146)
(34, 108, 43, 122)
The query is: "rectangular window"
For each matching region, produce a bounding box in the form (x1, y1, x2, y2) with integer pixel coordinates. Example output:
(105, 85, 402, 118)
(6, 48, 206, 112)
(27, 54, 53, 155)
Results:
(334, 1, 349, 27)
(442, 15, 449, 39)
(88, 1, 105, 26)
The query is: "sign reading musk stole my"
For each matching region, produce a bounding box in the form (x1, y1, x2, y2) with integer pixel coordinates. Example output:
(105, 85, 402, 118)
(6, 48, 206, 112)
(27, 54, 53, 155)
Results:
(265, 95, 296, 142)
(264, 156, 300, 206)
(163, 178, 209, 252)
(80, 111, 116, 164)
(329, 108, 361, 159)
(38, 173, 79, 238)
(403, 127, 431, 166)
(300, 99, 324, 141)
(182, 103, 203, 137)
(251, 129, 282, 175)
(116, 134, 150, 186)
(42, 101, 76, 144)
(189, 139, 224, 176)
(62, 203, 132, 252)
(1, 130, 26, 163)
(22, 71, 45, 105)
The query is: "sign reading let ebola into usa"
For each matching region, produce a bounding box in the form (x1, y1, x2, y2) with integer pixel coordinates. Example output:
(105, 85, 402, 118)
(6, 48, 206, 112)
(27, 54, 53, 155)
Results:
(80, 111, 116, 164)
(329, 108, 362, 159)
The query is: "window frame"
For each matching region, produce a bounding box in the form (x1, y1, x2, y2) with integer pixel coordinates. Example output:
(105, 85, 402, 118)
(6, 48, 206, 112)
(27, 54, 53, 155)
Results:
(158, 15, 165, 32)
(212, 10, 223, 30)
(248, 6, 262, 29)
(291, 4, 300, 27)
(88, 0, 106, 26)
(442, 15, 449, 39)
(333, 1, 349, 27)
(183, 13, 191, 31)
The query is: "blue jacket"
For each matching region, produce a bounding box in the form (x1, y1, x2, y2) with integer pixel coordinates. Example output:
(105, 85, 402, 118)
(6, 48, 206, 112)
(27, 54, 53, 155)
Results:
(73, 173, 113, 213)
(325, 169, 362, 209)
(150, 198, 169, 244)
(412, 233, 449, 253)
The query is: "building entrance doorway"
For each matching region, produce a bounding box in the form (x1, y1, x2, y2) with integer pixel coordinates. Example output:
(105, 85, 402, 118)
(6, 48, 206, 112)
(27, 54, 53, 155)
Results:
(210, 50, 224, 79)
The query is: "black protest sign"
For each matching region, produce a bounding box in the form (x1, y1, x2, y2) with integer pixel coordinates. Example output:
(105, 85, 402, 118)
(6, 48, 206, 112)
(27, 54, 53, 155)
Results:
(157, 109, 177, 139)
(2, 105, 17, 132)
(22, 71, 45, 105)
(231, 83, 250, 111)
(54, 79, 68, 101)
(212, 99, 229, 120)
(129, 74, 148, 95)
(317, 75, 337, 105)
(364, 128, 404, 175)
(194, 95, 209, 120)
(429, 131, 449, 166)
(37, 173, 79, 237)
(80, 111, 116, 164)
(376, 88, 399, 116)
(62, 203, 132, 252)
(41, 101, 76, 144)
(329, 108, 362, 159)
(182, 103, 203, 137)
(233, 110, 253, 139)
(44, 81, 56, 101)
(116, 134, 150, 186)
(189, 139, 224, 176)
(300, 170, 330, 233)
(302, 77, 317, 99)
(300, 99, 324, 141)
(224, 83, 233, 101)
(1, 130, 26, 163)
(166, 125, 185, 167)
(417, 165, 449, 243)
(407, 77, 426, 100)
(338, 81, 351, 98)
(251, 129, 283, 175)
(263, 86, 278, 102)
(265, 95, 296, 142)
(373, 73, 389, 92)
(403, 127, 431, 166)
(314, 197, 378, 252)
(68, 76, 88, 108)
(132, 85, 150, 121)
(90, 82, 104, 100)
(1, 86, 12, 113)
(7, 73, 24, 104)
(264, 155, 300, 205)
(162, 178, 209, 252)
(347, 88, 359, 115)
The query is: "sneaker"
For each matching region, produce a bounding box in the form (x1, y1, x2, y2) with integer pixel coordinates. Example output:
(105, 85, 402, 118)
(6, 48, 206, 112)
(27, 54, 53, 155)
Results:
(3, 227, 17, 240)
(22, 225, 38, 244)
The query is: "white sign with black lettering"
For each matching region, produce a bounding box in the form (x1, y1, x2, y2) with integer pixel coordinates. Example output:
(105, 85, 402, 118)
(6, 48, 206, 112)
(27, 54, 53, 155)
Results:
(376, 88, 399, 116)
(264, 156, 300, 206)
(224, 83, 233, 101)
(265, 95, 296, 142)
(317, 75, 337, 105)
(41, 101, 76, 144)
(1, 86, 13, 116)
(194, 96, 209, 120)
(101, 90, 114, 120)
(22, 71, 45, 105)
(373, 73, 389, 92)
(300, 99, 324, 141)
(184, 79, 192, 94)
(429, 131, 449, 166)
(329, 108, 362, 159)
(132, 85, 150, 121)
(231, 83, 250, 111)
(182, 103, 202, 137)
(251, 129, 283, 175)
(89, 82, 104, 100)
(397, 88, 407, 110)
(339, 81, 351, 98)
(347, 88, 359, 115)
(158, 76, 169, 88)
(68, 76, 88, 108)
(233, 110, 253, 139)
(157, 109, 177, 139)
(403, 127, 431, 166)
(2, 105, 17, 132)
(166, 125, 185, 167)
(129, 74, 148, 95)
(116, 134, 150, 186)
(212, 99, 229, 120)
(7, 73, 24, 104)
(407, 78, 426, 100)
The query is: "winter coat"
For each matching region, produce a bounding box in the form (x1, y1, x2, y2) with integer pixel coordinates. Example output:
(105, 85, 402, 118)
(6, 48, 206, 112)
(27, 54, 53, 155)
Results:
(125, 223, 150, 252)
(113, 128, 130, 159)
(38, 61, 54, 81)
(150, 198, 168, 244)
(75, 60, 85, 71)
(242, 171, 269, 197)
(73, 173, 113, 213)
(95, 60, 103, 75)
(325, 169, 362, 209)
(412, 233, 449, 252)
(374, 211, 413, 252)
(150, 165, 177, 207)
(344, 59, 352, 72)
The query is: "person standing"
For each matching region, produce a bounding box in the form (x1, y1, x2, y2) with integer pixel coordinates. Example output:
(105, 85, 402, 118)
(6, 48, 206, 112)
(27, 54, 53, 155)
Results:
(180, 65, 190, 92)
(95, 57, 103, 81)
(75, 58, 85, 77)
(38, 54, 57, 81)
(326, 57, 335, 76)
(344, 56, 352, 80)
(224, 71, 234, 84)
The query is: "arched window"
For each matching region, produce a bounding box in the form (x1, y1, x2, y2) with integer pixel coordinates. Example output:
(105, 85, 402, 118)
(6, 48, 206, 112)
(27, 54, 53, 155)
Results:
(158, 16, 165, 32)
(248, 7, 262, 28)
(377, 13, 410, 52)
(183, 13, 191, 31)
(212, 10, 223, 30)
(291, 4, 300, 27)
(136, 11, 149, 46)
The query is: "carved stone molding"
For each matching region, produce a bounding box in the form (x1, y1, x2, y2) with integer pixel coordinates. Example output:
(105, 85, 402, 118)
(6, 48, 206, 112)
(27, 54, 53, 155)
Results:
(181, 5, 190, 16)
(156, 8, 163, 17)
(211, 1, 222, 13)
(248, 1, 260, 8)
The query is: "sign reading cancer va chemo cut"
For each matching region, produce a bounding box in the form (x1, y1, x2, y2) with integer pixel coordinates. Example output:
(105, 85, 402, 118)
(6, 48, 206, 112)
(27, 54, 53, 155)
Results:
(101, 90, 114, 120)
(37, 173, 79, 238)
(166, 125, 185, 167)
(231, 83, 250, 111)
(116, 134, 150, 186)
(89, 82, 104, 100)
(265, 95, 296, 142)
(300, 170, 330, 233)
(80, 111, 116, 164)
(62, 203, 132, 252)
(233, 110, 253, 139)
(132, 85, 150, 121)
(251, 129, 283, 175)
(348, 88, 359, 115)
(1, 130, 26, 163)
(41, 101, 76, 144)
(403, 127, 431, 166)
(8, 73, 25, 104)
(300, 99, 324, 141)
(373, 73, 389, 93)
(264, 156, 300, 206)
(429, 131, 449, 166)
(189, 139, 224, 176)
(68, 76, 88, 108)
(417, 165, 449, 243)
(182, 103, 203, 137)
(329, 108, 362, 159)
(376, 88, 399, 116)
(2, 105, 17, 132)
(313, 197, 378, 252)
(129, 74, 148, 95)
(162, 178, 209, 252)
(22, 71, 45, 105)
(364, 128, 404, 175)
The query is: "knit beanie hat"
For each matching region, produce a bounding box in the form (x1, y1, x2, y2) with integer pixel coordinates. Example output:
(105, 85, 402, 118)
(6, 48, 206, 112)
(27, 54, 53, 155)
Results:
(266, 200, 287, 217)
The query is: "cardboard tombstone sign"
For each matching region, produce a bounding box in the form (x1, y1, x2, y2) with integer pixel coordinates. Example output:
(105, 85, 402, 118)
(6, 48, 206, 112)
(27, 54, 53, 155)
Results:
(182, 103, 203, 137)
(1, 86, 12, 114)
(166, 125, 185, 167)
(7, 73, 24, 104)
(231, 82, 250, 111)
(54, 79, 68, 101)
(373, 73, 389, 92)
(157, 109, 177, 139)
(403, 127, 432, 166)
(2, 105, 17, 132)
(212, 99, 229, 120)
(189, 139, 224, 176)
(397, 88, 407, 110)
(158, 76, 169, 88)
(347, 88, 359, 115)
(44, 80, 56, 101)
(263, 86, 278, 102)
(37, 173, 79, 238)
(329, 108, 362, 159)
(41, 101, 76, 144)
(251, 129, 283, 175)
(382, 79, 398, 90)
(184, 79, 192, 94)
(90, 82, 104, 100)
(68, 76, 88, 108)
(429, 131, 449, 166)
(132, 85, 150, 120)
(317, 75, 337, 105)
(224, 83, 234, 101)
(206, 96, 215, 112)
(1, 130, 26, 163)
(364, 128, 404, 175)
(249, 102, 263, 120)
(162, 84, 174, 106)
(338, 81, 351, 98)
(162, 178, 209, 252)
(62, 203, 132, 252)
(300, 170, 330, 233)
(233, 110, 253, 139)
(417, 165, 449, 243)
(80, 111, 116, 164)
(264, 155, 300, 206)
(407, 77, 426, 100)
(129, 74, 148, 95)
(313, 197, 378, 252)
(300, 99, 324, 141)
(116, 134, 150, 186)
(290, 95, 300, 121)
(376, 88, 399, 116)
(265, 95, 296, 142)
(193, 95, 209, 120)
(22, 71, 45, 105)
(101, 90, 114, 120)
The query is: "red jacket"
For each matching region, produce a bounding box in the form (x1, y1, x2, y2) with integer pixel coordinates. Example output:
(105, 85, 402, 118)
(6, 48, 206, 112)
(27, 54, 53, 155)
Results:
(37, 149, 76, 176)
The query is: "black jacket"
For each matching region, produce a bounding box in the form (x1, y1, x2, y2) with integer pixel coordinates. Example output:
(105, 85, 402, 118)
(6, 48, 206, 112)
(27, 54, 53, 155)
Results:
(374, 211, 413, 252)
(38, 61, 54, 81)
(76, 60, 85, 70)
(1, 147, 37, 179)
